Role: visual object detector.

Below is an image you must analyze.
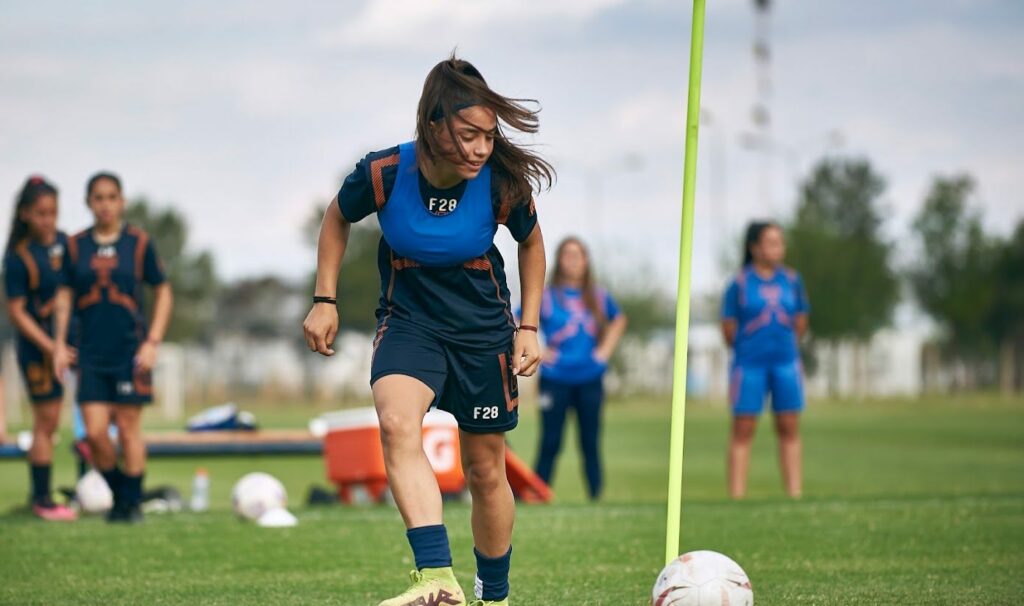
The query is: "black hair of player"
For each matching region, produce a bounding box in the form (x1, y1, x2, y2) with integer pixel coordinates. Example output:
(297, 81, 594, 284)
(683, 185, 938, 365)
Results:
(86, 172, 122, 201)
(743, 221, 779, 267)
(416, 51, 555, 207)
(6, 176, 58, 252)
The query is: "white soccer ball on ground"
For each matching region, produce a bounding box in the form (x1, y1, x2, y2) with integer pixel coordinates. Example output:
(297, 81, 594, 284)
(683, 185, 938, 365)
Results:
(231, 472, 287, 521)
(76, 469, 113, 514)
(652, 550, 753, 606)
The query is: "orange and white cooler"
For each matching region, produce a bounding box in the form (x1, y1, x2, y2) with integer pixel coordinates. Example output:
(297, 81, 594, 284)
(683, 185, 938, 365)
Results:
(320, 407, 465, 503)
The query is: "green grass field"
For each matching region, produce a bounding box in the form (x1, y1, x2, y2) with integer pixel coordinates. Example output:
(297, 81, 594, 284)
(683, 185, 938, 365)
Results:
(1, 394, 1022, 605)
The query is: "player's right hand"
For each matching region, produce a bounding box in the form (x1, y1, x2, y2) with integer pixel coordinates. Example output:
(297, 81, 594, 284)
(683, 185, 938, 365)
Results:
(303, 303, 339, 356)
(52, 342, 74, 383)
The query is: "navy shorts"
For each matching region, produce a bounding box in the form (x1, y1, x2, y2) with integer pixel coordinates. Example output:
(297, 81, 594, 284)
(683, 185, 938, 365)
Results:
(729, 359, 805, 416)
(78, 363, 153, 406)
(370, 325, 519, 434)
(17, 345, 63, 404)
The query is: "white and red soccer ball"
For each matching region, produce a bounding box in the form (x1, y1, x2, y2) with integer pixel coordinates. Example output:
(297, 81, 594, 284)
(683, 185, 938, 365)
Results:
(652, 550, 753, 606)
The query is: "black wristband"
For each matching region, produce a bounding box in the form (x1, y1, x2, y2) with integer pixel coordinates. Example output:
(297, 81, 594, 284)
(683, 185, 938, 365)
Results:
(313, 296, 337, 305)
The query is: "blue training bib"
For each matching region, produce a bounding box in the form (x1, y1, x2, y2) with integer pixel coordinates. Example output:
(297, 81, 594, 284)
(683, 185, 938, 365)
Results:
(377, 141, 497, 267)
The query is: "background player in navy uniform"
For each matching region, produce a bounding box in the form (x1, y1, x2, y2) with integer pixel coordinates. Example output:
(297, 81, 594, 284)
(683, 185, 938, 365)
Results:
(303, 55, 551, 606)
(534, 237, 627, 501)
(3, 176, 77, 521)
(52, 172, 173, 522)
(721, 221, 810, 499)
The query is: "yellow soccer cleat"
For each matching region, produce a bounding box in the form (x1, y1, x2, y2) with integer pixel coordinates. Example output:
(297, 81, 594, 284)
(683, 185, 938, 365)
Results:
(468, 600, 509, 606)
(378, 567, 466, 606)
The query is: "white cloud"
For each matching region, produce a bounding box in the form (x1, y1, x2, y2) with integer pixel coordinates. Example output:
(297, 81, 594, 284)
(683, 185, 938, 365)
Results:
(315, 0, 628, 49)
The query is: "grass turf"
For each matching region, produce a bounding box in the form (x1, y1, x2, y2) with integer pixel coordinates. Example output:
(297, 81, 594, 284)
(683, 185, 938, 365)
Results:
(0, 395, 1021, 605)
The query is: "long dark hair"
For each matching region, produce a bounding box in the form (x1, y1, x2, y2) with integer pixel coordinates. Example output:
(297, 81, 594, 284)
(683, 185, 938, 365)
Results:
(86, 171, 122, 200)
(415, 52, 555, 207)
(551, 236, 608, 335)
(6, 176, 58, 253)
(742, 221, 779, 267)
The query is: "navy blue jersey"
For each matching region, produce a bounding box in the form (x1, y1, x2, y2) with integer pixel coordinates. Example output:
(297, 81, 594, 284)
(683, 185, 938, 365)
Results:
(67, 225, 166, 369)
(3, 232, 69, 355)
(722, 265, 809, 366)
(338, 142, 538, 351)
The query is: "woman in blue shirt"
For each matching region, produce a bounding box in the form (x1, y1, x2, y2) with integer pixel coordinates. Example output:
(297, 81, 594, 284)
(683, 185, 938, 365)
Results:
(303, 55, 550, 606)
(536, 237, 627, 501)
(721, 221, 809, 499)
(3, 176, 77, 521)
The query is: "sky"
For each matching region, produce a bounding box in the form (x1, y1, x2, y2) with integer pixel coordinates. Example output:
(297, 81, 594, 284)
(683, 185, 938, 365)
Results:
(1, 0, 1022, 298)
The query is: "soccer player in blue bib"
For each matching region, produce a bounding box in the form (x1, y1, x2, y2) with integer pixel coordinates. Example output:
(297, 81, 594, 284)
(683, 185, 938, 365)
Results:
(3, 176, 77, 521)
(303, 55, 551, 606)
(535, 237, 627, 501)
(721, 221, 810, 499)
(52, 172, 174, 523)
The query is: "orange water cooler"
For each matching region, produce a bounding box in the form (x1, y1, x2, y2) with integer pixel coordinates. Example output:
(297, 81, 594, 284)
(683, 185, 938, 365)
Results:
(322, 408, 466, 503)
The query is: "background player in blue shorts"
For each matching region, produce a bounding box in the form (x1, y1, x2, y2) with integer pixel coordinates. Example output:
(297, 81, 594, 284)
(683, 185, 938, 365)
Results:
(3, 176, 77, 521)
(303, 54, 551, 606)
(534, 237, 627, 501)
(52, 172, 174, 523)
(721, 221, 810, 499)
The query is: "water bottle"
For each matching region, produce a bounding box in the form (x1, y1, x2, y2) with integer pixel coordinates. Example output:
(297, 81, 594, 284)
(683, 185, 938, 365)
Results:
(190, 468, 210, 512)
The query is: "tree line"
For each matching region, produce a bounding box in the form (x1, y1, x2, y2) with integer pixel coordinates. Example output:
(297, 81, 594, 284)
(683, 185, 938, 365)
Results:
(3, 160, 1017, 393)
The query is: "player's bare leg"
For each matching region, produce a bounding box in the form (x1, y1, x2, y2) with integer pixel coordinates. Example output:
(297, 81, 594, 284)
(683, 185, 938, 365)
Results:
(374, 375, 464, 606)
(728, 415, 758, 499)
(774, 412, 802, 498)
(462, 431, 513, 605)
(374, 375, 442, 528)
(29, 401, 76, 521)
(81, 403, 116, 470)
(115, 406, 145, 475)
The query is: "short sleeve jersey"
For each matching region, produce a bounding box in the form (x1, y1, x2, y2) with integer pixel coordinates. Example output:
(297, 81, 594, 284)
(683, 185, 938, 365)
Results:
(337, 142, 538, 351)
(67, 225, 167, 369)
(721, 265, 809, 366)
(3, 232, 70, 355)
(538, 286, 620, 384)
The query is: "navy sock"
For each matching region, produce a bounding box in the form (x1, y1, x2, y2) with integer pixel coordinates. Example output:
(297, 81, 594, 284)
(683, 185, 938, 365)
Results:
(474, 546, 512, 601)
(122, 473, 144, 507)
(406, 525, 452, 570)
(29, 463, 51, 503)
(99, 466, 123, 504)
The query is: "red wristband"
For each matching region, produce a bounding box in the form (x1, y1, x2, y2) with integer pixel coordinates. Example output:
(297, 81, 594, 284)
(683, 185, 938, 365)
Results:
(518, 324, 538, 333)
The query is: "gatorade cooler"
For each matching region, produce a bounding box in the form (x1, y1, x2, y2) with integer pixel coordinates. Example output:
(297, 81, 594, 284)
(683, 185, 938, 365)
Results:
(321, 407, 465, 503)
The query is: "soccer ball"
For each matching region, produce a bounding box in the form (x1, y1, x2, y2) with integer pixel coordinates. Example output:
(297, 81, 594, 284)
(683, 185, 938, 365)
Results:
(76, 469, 113, 514)
(231, 472, 287, 521)
(652, 550, 753, 606)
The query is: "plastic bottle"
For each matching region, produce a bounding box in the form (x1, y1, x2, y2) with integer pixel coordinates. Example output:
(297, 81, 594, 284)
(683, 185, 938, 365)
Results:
(190, 468, 210, 512)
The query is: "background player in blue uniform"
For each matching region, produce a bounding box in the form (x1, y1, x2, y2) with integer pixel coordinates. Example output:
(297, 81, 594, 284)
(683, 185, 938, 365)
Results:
(52, 172, 174, 523)
(303, 55, 551, 606)
(721, 221, 810, 499)
(3, 176, 77, 521)
(534, 237, 627, 501)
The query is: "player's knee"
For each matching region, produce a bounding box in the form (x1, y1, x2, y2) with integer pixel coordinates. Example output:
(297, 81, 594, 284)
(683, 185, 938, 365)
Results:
(377, 410, 419, 448)
(776, 424, 799, 442)
(85, 425, 109, 444)
(466, 458, 506, 495)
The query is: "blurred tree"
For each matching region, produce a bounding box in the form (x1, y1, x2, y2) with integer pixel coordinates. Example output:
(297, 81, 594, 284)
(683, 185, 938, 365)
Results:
(785, 158, 899, 391)
(302, 202, 381, 334)
(216, 276, 300, 339)
(126, 199, 218, 343)
(989, 220, 1024, 393)
(908, 176, 1000, 388)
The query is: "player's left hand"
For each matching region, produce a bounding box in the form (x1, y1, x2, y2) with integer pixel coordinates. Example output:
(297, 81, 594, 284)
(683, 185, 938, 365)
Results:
(135, 340, 159, 371)
(513, 329, 541, 376)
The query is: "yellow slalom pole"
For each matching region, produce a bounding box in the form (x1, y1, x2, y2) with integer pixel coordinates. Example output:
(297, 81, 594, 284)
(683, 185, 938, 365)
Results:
(665, 0, 707, 564)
